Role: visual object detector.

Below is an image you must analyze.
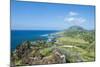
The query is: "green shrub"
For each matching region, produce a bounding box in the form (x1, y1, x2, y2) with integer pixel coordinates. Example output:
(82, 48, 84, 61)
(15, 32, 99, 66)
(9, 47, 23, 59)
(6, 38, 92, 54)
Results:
(40, 48, 52, 56)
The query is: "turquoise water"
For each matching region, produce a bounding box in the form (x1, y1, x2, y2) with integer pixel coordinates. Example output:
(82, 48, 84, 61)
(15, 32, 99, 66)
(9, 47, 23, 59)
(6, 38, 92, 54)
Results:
(11, 30, 58, 50)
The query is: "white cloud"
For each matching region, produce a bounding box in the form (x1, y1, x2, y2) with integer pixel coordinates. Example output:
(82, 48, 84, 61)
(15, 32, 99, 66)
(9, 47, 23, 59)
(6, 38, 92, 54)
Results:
(69, 11, 78, 16)
(64, 11, 86, 25)
(65, 17, 75, 22)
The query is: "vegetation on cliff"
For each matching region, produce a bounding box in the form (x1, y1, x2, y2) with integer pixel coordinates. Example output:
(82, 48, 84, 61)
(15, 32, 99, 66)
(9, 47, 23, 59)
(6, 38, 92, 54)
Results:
(11, 26, 95, 66)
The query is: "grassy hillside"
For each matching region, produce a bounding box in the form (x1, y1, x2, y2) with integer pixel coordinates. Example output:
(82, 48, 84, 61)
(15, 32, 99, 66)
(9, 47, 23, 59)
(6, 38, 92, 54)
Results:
(11, 26, 95, 66)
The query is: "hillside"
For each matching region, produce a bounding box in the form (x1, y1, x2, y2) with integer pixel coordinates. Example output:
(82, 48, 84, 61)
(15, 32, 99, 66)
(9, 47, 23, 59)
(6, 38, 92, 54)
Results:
(11, 26, 95, 66)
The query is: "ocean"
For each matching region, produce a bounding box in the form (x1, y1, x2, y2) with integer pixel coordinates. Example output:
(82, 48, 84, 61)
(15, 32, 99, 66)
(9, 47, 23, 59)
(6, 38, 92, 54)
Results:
(11, 30, 58, 50)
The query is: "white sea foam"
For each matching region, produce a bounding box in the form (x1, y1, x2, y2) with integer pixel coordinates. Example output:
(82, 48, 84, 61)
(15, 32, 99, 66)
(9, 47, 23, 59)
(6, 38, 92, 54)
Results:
(40, 34, 49, 37)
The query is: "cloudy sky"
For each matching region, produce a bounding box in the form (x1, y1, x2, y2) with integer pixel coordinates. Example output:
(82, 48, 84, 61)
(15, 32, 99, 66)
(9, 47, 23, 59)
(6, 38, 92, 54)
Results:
(11, 0, 95, 30)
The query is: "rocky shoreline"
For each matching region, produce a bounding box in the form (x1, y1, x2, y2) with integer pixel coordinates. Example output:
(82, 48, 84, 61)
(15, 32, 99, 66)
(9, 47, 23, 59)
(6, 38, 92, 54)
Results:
(11, 26, 95, 66)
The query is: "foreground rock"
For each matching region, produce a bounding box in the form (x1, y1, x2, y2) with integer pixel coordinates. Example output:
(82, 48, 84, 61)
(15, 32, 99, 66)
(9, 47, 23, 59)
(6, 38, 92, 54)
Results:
(11, 26, 95, 66)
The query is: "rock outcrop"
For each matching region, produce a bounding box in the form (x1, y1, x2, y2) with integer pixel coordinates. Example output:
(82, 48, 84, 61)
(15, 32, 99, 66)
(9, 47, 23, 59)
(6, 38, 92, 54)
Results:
(11, 26, 95, 66)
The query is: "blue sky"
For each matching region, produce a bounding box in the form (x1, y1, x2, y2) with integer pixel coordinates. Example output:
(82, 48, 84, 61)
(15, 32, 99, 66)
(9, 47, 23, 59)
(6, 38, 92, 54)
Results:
(11, 0, 95, 30)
